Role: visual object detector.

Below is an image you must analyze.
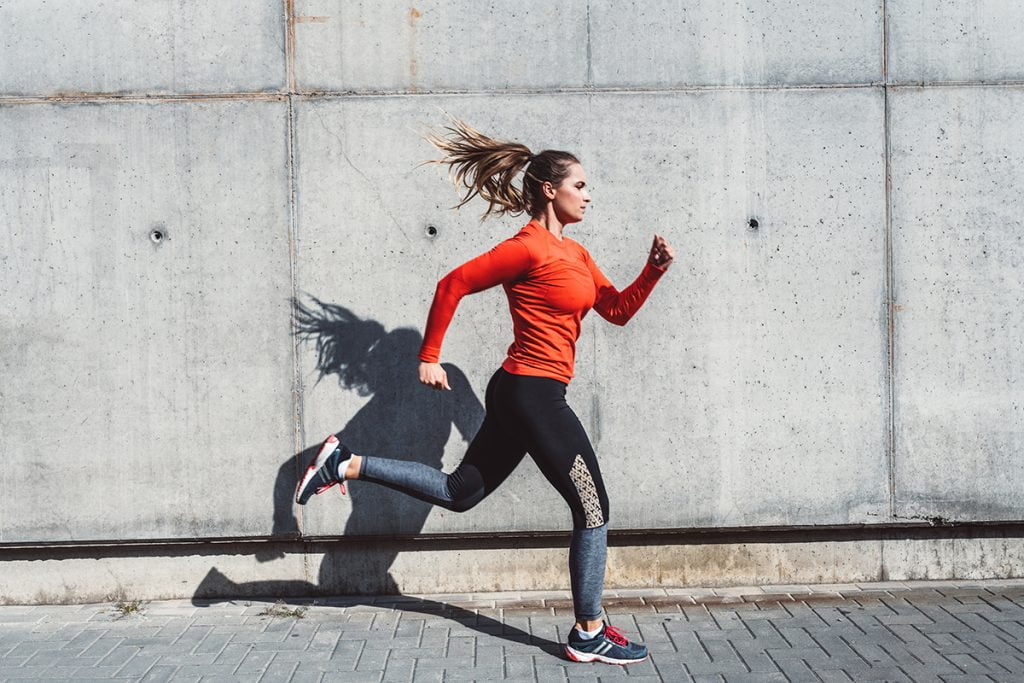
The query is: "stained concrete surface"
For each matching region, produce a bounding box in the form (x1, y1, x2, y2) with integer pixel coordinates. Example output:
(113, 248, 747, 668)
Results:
(2, 532, 1024, 604)
(588, 0, 883, 87)
(294, 0, 883, 92)
(0, 1, 286, 96)
(293, 0, 590, 92)
(888, 0, 1024, 84)
(889, 86, 1024, 524)
(0, 100, 294, 541)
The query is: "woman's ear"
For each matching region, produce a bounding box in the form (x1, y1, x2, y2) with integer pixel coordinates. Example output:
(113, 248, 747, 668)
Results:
(541, 180, 557, 201)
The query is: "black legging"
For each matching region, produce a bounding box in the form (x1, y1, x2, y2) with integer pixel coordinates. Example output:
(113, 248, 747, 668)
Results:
(359, 367, 610, 619)
(361, 367, 609, 529)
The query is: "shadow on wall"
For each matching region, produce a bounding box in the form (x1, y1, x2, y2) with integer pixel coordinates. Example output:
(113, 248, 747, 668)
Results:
(201, 299, 485, 593)
(196, 296, 482, 592)
(189, 298, 561, 653)
(266, 297, 484, 564)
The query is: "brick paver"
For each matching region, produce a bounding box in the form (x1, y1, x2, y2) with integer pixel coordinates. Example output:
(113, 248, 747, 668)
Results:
(2, 579, 1024, 681)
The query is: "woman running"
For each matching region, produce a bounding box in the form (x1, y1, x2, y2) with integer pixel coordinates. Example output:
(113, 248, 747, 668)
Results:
(296, 120, 675, 665)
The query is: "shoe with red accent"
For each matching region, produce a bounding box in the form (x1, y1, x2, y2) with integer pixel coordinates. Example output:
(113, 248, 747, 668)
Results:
(565, 623, 648, 665)
(295, 435, 352, 505)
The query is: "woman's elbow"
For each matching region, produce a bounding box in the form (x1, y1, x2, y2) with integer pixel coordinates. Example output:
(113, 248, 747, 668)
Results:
(435, 273, 459, 298)
(601, 310, 631, 326)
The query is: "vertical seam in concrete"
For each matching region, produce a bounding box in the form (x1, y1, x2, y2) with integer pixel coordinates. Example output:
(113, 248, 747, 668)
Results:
(881, 0, 889, 80)
(882, 0, 897, 522)
(585, 0, 593, 87)
(287, 95, 306, 532)
(283, 0, 309, 560)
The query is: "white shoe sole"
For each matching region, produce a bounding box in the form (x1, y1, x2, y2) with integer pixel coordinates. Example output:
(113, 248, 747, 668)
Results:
(295, 435, 341, 503)
(564, 644, 648, 665)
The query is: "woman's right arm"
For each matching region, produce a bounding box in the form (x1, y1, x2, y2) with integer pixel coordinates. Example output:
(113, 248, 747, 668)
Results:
(418, 236, 534, 389)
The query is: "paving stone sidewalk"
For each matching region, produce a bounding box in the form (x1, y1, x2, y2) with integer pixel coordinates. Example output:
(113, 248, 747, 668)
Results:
(3, 578, 1024, 682)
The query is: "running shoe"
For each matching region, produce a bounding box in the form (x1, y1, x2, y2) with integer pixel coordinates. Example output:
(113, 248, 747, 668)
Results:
(564, 624, 649, 665)
(295, 435, 351, 504)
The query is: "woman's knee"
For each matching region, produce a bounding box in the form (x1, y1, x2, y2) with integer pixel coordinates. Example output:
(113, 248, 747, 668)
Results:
(445, 465, 486, 513)
(448, 492, 483, 513)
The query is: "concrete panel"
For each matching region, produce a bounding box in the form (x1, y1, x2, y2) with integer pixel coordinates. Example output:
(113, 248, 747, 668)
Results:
(589, 0, 883, 87)
(293, 0, 589, 92)
(0, 100, 294, 541)
(889, 1, 1024, 83)
(292, 88, 887, 538)
(882, 533, 1024, 581)
(890, 87, 1024, 522)
(199, 537, 889, 598)
(589, 88, 889, 530)
(0, 1, 285, 96)
(4, 533, 1023, 603)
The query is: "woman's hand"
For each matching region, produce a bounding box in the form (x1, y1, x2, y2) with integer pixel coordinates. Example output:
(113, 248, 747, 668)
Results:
(648, 233, 676, 270)
(419, 361, 451, 391)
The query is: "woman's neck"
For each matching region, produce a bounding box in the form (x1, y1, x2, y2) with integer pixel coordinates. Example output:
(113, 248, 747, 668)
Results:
(533, 208, 565, 241)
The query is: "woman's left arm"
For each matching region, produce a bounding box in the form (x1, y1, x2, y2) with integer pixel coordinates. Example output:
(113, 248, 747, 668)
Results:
(588, 234, 675, 326)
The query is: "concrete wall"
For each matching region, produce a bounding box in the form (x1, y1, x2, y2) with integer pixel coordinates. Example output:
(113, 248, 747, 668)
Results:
(2, 1, 1023, 599)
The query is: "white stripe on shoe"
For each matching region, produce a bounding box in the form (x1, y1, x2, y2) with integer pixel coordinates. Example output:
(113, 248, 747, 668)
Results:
(295, 436, 340, 503)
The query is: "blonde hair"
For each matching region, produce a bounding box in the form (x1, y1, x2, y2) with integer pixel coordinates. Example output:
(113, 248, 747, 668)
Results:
(426, 119, 579, 220)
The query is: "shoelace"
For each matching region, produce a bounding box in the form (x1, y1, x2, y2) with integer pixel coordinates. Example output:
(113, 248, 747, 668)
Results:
(604, 625, 629, 646)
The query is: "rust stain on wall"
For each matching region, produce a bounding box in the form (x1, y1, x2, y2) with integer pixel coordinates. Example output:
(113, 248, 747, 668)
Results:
(294, 16, 329, 24)
(408, 5, 420, 91)
(284, 0, 297, 92)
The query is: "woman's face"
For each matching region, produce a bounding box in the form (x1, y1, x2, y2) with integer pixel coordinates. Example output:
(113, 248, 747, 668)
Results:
(549, 162, 591, 225)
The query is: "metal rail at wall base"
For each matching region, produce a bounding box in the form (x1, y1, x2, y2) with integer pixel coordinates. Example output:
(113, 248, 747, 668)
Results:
(1, 520, 1023, 562)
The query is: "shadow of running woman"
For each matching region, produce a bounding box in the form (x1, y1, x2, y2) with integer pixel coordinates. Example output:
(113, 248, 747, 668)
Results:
(192, 297, 561, 655)
(291, 296, 484, 590)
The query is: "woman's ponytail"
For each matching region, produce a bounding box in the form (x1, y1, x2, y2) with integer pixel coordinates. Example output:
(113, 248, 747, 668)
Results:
(427, 119, 579, 220)
(426, 119, 533, 218)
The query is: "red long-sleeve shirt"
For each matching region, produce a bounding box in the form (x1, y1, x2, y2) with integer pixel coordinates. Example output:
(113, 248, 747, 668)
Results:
(419, 220, 666, 384)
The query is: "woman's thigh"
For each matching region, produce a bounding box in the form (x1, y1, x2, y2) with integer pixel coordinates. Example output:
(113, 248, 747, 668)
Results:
(450, 370, 529, 500)
(499, 373, 610, 529)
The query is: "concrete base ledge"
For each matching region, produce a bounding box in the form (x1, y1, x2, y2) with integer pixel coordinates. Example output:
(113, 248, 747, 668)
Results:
(2, 524, 1022, 605)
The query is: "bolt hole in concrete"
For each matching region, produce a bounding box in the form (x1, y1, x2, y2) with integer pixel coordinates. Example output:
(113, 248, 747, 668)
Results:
(748, 218, 759, 230)
(150, 228, 166, 244)
(426, 225, 438, 237)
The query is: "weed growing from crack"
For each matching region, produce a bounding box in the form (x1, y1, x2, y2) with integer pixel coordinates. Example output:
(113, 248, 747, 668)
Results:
(112, 599, 145, 619)
(258, 600, 307, 619)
